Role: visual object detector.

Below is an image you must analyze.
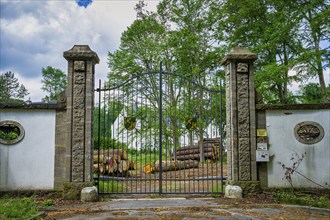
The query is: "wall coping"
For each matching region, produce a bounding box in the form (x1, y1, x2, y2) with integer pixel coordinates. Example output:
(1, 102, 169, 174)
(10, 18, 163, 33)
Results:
(256, 103, 330, 110)
(0, 102, 66, 110)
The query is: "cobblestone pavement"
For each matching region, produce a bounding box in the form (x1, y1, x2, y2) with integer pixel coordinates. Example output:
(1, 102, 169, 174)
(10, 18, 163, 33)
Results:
(44, 197, 330, 220)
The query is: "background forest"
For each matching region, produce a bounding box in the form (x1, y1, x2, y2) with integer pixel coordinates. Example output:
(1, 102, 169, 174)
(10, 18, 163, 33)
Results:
(107, 0, 329, 104)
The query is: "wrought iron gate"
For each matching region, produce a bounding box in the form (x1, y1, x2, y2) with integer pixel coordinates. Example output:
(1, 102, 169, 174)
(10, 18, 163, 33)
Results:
(94, 67, 226, 195)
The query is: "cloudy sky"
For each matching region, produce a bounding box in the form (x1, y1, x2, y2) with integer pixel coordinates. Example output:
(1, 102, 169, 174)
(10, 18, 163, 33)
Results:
(1, 0, 329, 102)
(0, 0, 158, 101)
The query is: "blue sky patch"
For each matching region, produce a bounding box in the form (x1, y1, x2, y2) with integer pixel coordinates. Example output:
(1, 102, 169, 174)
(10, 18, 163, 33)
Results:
(76, 0, 93, 8)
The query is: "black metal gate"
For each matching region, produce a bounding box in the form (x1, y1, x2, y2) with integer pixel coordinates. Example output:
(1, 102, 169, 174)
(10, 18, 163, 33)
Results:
(94, 66, 226, 195)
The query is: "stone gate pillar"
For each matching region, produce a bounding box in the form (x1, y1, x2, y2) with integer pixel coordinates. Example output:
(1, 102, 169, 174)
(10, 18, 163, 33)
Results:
(63, 45, 99, 187)
(221, 48, 259, 192)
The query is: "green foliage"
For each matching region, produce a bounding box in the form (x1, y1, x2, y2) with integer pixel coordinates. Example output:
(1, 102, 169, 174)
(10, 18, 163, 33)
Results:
(93, 101, 124, 138)
(0, 130, 18, 141)
(42, 199, 54, 207)
(0, 71, 29, 103)
(0, 196, 39, 219)
(220, 0, 329, 103)
(41, 66, 67, 102)
(94, 136, 127, 150)
(107, 0, 225, 156)
(299, 83, 330, 103)
(274, 191, 330, 209)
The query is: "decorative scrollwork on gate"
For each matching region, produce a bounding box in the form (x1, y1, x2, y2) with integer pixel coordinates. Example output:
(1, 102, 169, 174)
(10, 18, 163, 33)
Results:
(294, 121, 324, 145)
(124, 117, 136, 131)
(185, 118, 197, 131)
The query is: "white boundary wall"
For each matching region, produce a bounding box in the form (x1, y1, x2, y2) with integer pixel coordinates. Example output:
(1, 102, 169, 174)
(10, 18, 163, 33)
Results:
(0, 109, 56, 190)
(266, 109, 330, 188)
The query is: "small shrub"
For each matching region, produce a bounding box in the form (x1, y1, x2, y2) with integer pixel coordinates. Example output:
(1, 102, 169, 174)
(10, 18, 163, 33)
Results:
(42, 199, 54, 207)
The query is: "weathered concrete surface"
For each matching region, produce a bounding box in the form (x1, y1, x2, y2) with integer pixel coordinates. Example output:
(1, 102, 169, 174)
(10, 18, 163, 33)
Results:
(44, 197, 330, 220)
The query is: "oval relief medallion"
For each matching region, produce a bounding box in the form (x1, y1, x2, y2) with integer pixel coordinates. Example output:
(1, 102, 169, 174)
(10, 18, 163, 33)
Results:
(294, 121, 324, 145)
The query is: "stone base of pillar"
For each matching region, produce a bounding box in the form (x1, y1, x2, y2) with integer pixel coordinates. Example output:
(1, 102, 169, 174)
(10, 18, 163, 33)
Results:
(226, 180, 260, 194)
(62, 181, 95, 200)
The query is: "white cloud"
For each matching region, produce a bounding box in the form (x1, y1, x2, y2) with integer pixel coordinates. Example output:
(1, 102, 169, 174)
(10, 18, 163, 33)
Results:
(16, 74, 47, 102)
(1, 0, 158, 101)
(2, 15, 42, 40)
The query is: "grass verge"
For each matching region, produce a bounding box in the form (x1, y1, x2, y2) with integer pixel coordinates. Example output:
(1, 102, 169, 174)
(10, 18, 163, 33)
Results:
(0, 196, 39, 220)
(274, 191, 330, 209)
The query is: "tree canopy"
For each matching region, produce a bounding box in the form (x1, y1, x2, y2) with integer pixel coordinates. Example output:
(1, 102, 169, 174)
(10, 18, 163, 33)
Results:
(41, 66, 67, 102)
(108, 0, 329, 105)
(0, 71, 29, 103)
(219, 0, 329, 103)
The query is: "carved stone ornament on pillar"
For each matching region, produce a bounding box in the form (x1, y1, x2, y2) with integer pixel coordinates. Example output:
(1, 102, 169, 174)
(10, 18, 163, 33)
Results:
(63, 45, 99, 184)
(221, 47, 258, 185)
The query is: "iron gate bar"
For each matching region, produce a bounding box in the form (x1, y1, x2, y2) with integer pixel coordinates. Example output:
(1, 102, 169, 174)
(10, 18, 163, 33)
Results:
(94, 63, 225, 195)
(97, 79, 101, 191)
(219, 79, 224, 193)
(159, 61, 163, 194)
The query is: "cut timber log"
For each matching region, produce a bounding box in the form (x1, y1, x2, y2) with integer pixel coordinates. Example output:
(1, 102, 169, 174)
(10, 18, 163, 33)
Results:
(176, 144, 214, 153)
(176, 151, 214, 161)
(177, 160, 199, 169)
(154, 160, 178, 172)
(93, 163, 104, 173)
(174, 139, 224, 161)
(102, 156, 114, 166)
(203, 138, 220, 143)
(143, 163, 155, 174)
(176, 146, 213, 156)
(93, 149, 131, 177)
(93, 155, 105, 164)
(149, 160, 199, 173)
(104, 163, 114, 175)
(103, 156, 121, 165)
(94, 149, 128, 160)
(128, 161, 137, 170)
(116, 160, 128, 174)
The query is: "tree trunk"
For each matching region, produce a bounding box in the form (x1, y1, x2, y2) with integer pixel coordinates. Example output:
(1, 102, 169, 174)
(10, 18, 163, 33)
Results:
(308, 8, 328, 102)
(283, 43, 289, 103)
(198, 86, 205, 162)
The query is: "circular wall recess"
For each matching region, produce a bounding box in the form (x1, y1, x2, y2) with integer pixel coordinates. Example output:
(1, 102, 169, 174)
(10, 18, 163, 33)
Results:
(0, 120, 25, 145)
(294, 121, 324, 145)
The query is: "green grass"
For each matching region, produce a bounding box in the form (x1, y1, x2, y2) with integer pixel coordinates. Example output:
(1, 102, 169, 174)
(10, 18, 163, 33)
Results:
(211, 183, 224, 198)
(98, 180, 125, 193)
(0, 196, 39, 220)
(128, 151, 168, 168)
(166, 183, 183, 191)
(274, 191, 330, 209)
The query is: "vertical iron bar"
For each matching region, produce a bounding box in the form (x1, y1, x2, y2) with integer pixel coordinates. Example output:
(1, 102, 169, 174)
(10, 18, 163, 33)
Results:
(159, 61, 163, 194)
(220, 79, 224, 193)
(102, 83, 108, 192)
(97, 80, 101, 193)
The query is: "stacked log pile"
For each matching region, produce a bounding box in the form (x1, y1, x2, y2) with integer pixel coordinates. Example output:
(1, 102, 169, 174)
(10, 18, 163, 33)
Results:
(143, 160, 199, 174)
(174, 138, 222, 161)
(93, 149, 137, 177)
